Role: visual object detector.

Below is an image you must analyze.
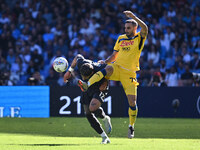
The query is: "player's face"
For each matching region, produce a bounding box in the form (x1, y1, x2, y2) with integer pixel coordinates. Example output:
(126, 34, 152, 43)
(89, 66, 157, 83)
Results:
(125, 23, 137, 37)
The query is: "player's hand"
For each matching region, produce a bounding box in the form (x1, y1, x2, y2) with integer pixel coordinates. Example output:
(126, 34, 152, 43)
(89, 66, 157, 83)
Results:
(63, 71, 72, 83)
(123, 10, 135, 18)
(98, 60, 105, 64)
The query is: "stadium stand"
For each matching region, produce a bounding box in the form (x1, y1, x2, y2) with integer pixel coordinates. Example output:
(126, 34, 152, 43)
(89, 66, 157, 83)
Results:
(0, 0, 199, 86)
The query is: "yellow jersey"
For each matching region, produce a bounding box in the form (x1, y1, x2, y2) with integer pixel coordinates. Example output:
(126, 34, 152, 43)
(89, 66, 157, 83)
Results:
(113, 32, 146, 71)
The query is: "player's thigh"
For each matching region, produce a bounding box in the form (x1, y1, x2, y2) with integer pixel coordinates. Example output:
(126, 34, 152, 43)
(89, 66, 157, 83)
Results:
(89, 89, 108, 112)
(120, 71, 138, 96)
(106, 63, 120, 81)
(89, 98, 102, 112)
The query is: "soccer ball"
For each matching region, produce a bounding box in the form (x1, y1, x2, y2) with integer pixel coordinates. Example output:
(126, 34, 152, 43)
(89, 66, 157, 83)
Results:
(53, 57, 68, 73)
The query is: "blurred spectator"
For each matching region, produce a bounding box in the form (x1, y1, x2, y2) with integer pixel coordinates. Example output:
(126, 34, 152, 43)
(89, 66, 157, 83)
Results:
(0, 0, 199, 86)
(191, 52, 200, 70)
(27, 77, 37, 86)
(32, 71, 45, 85)
(31, 49, 44, 71)
(0, 71, 13, 86)
(45, 68, 58, 86)
(51, 24, 62, 36)
(42, 7, 53, 25)
(177, 61, 185, 75)
(0, 57, 11, 73)
(160, 59, 167, 74)
(53, 38, 69, 57)
(6, 49, 16, 65)
(57, 72, 65, 86)
(147, 44, 160, 65)
(148, 72, 167, 87)
(180, 65, 193, 86)
(10, 56, 22, 74)
(165, 66, 179, 87)
(0, 13, 10, 24)
(167, 6, 176, 18)
(27, 60, 38, 75)
(194, 40, 200, 55)
(20, 45, 31, 72)
(156, 40, 166, 60)
(165, 52, 175, 69)
(30, 40, 42, 54)
(181, 47, 192, 63)
(43, 26, 54, 43)
(164, 27, 175, 45)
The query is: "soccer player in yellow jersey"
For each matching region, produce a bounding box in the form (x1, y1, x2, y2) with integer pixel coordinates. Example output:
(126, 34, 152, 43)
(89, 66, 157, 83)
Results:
(78, 10, 148, 138)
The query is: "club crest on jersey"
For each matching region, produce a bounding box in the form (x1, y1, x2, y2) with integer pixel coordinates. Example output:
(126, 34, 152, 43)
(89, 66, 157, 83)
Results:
(120, 41, 134, 47)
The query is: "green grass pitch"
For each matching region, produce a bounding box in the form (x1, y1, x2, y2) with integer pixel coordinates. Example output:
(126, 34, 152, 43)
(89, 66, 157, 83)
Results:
(0, 118, 199, 150)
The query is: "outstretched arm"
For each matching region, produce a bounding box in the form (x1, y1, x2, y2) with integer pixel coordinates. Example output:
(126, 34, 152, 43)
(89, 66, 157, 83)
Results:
(63, 54, 82, 82)
(104, 51, 119, 64)
(123, 10, 148, 38)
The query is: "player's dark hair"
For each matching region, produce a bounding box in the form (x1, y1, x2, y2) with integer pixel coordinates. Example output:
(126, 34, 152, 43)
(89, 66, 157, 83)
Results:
(80, 63, 94, 77)
(125, 19, 138, 27)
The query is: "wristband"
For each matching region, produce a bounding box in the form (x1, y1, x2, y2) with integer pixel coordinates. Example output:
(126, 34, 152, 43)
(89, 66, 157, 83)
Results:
(68, 66, 74, 72)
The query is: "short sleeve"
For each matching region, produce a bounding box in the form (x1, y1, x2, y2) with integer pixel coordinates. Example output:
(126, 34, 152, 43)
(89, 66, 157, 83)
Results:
(113, 36, 120, 52)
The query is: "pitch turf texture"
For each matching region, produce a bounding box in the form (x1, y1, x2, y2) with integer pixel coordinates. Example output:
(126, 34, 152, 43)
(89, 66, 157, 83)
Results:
(0, 118, 199, 150)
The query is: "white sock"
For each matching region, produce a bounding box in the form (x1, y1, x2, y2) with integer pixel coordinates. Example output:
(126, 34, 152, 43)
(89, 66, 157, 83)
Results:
(102, 115, 107, 121)
(100, 132, 107, 137)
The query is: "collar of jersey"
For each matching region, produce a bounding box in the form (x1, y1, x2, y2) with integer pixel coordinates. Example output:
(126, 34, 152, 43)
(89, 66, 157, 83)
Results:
(118, 34, 138, 43)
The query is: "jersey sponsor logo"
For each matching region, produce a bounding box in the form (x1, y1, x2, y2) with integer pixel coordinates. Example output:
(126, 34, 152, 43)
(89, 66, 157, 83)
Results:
(120, 41, 134, 47)
(122, 47, 130, 51)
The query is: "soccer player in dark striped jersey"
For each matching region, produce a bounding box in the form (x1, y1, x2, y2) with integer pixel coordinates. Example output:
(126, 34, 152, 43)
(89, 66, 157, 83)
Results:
(64, 54, 112, 144)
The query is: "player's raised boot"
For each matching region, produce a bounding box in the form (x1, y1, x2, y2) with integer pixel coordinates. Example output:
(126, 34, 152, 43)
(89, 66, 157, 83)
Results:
(101, 136, 110, 144)
(103, 115, 112, 134)
(128, 126, 134, 139)
(77, 79, 88, 92)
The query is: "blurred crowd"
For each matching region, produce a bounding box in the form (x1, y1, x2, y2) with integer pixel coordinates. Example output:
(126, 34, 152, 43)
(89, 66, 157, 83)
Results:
(0, 0, 199, 87)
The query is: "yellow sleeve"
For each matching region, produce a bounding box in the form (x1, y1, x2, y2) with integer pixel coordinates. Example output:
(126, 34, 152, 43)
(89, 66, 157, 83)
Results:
(113, 36, 120, 52)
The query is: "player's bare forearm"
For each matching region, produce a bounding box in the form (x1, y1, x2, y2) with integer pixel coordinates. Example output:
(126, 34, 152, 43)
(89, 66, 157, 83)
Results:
(63, 54, 81, 82)
(105, 55, 115, 64)
(63, 71, 71, 82)
(133, 15, 148, 37)
(105, 51, 118, 64)
(70, 55, 78, 68)
(123, 10, 148, 37)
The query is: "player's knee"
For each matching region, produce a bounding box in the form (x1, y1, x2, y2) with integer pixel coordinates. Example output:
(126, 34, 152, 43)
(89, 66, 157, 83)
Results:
(89, 98, 101, 112)
(129, 100, 136, 107)
(127, 95, 137, 107)
(89, 105, 97, 112)
(128, 98, 137, 107)
(105, 65, 113, 77)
